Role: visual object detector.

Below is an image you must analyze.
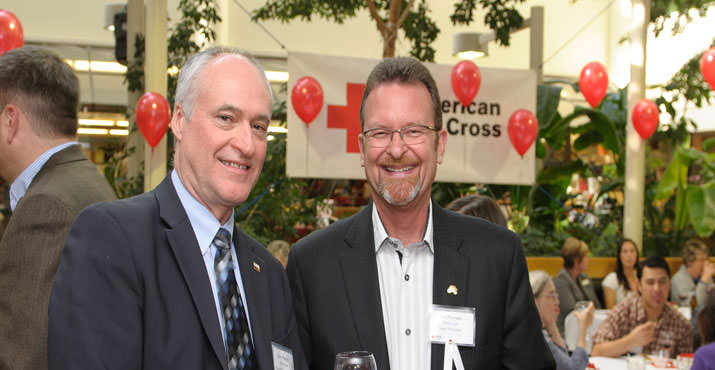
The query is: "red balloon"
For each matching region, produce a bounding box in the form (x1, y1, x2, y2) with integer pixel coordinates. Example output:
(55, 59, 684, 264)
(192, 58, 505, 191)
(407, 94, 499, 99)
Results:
(292, 76, 323, 125)
(0, 10, 23, 56)
(136, 92, 171, 148)
(579, 61, 609, 108)
(451, 60, 481, 107)
(631, 99, 659, 140)
(508, 109, 539, 157)
(701, 47, 715, 91)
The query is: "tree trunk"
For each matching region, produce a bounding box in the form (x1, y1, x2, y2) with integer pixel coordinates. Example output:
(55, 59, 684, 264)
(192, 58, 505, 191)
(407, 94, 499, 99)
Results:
(366, 0, 415, 58)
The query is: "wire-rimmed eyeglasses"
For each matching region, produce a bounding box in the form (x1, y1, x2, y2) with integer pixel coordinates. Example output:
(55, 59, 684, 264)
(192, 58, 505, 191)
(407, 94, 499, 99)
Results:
(361, 124, 439, 148)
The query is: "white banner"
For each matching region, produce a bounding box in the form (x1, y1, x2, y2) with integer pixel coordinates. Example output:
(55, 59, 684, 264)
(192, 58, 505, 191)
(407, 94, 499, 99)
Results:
(286, 51, 536, 185)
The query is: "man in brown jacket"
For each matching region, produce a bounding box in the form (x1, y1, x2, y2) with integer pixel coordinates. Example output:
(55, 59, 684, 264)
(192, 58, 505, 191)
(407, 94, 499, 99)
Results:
(0, 46, 116, 370)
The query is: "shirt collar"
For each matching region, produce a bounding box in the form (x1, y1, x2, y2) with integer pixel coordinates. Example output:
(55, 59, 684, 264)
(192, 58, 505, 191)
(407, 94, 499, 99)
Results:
(372, 200, 434, 253)
(171, 170, 234, 254)
(10, 141, 77, 211)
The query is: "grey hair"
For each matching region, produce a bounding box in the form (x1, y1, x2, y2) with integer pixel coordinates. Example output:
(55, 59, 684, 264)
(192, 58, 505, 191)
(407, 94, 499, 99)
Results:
(529, 270, 551, 297)
(174, 46, 273, 120)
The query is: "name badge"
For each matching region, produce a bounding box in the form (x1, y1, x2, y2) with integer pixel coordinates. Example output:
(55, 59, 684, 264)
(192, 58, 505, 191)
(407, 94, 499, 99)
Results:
(429, 304, 476, 347)
(272, 342, 294, 370)
(581, 278, 591, 286)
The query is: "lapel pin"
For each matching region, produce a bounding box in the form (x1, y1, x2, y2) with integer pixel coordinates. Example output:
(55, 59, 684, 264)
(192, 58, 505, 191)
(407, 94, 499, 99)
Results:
(447, 285, 458, 295)
(253, 262, 261, 272)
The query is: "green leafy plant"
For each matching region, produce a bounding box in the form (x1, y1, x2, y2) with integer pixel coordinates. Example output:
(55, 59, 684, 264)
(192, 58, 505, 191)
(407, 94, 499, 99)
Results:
(253, 0, 527, 62)
(654, 138, 715, 237)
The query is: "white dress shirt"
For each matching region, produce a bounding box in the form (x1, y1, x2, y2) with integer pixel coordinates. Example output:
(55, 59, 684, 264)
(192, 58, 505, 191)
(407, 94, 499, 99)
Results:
(9, 141, 76, 211)
(171, 170, 254, 345)
(373, 201, 434, 370)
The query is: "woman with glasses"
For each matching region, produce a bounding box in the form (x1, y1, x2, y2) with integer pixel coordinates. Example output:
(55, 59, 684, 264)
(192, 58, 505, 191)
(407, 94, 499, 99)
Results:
(530, 270, 594, 370)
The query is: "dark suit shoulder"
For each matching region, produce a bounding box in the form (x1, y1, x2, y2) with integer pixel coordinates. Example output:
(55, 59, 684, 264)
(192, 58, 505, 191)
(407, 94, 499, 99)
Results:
(79, 190, 157, 224)
(292, 205, 368, 256)
(436, 206, 522, 254)
(441, 207, 517, 238)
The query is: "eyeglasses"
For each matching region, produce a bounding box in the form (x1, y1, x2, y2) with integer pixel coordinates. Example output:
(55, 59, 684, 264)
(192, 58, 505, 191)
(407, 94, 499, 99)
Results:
(540, 292, 559, 300)
(361, 124, 439, 148)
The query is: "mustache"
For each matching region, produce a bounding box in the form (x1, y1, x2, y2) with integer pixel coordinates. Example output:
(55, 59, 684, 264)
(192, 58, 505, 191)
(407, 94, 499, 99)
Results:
(378, 158, 417, 167)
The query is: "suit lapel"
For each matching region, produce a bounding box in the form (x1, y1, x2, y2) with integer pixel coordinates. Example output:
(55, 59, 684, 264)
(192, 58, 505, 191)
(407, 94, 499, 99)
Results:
(233, 228, 271, 369)
(156, 176, 228, 369)
(340, 204, 391, 370)
(430, 205, 470, 370)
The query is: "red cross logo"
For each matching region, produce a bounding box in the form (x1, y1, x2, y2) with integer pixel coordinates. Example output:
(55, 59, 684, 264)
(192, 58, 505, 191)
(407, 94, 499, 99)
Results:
(327, 83, 365, 153)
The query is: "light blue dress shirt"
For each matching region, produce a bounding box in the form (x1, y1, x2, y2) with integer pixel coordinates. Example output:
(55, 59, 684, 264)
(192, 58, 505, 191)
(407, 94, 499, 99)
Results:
(9, 141, 77, 211)
(170, 170, 254, 344)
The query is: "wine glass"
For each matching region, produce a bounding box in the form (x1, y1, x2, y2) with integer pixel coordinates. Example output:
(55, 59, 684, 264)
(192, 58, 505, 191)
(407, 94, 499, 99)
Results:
(334, 351, 377, 370)
(658, 330, 674, 359)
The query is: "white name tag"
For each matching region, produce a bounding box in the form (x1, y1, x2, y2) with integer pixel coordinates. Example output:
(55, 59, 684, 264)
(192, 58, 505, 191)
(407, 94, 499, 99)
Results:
(429, 304, 476, 347)
(272, 342, 294, 370)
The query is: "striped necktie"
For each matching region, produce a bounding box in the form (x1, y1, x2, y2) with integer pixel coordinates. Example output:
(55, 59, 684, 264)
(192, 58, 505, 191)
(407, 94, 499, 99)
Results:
(213, 228, 256, 370)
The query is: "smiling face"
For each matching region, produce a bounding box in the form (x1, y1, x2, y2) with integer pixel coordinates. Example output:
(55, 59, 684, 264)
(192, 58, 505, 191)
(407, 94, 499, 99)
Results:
(358, 82, 446, 208)
(171, 55, 272, 223)
(535, 280, 560, 327)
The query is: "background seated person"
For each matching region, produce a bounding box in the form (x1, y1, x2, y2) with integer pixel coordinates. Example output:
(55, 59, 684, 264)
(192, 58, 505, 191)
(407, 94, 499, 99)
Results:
(671, 239, 714, 309)
(693, 288, 715, 370)
(554, 237, 602, 334)
(530, 270, 594, 370)
(446, 194, 508, 227)
(602, 238, 640, 309)
(591, 256, 693, 357)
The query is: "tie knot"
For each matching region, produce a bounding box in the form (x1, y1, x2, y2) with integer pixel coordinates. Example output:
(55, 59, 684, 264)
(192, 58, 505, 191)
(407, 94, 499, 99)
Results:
(213, 228, 231, 251)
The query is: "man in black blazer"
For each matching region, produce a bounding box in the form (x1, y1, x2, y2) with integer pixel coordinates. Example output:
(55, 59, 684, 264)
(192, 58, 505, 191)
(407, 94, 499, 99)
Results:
(287, 58, 555, 370)
(0, 47, 116, 370)
(49, 47, 306, 370)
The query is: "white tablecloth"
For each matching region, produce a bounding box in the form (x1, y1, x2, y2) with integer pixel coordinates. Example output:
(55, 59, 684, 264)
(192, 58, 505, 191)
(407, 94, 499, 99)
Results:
(590, 356, 671, 370)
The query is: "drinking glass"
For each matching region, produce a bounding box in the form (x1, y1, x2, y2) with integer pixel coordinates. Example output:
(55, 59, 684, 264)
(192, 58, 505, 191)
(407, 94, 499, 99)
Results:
(676, 353, 693, 370)
(626, 354, 646, 370)
(573, 300, 590, 312)
(658, 330, 674, 359)
(334, 351, 377, 370)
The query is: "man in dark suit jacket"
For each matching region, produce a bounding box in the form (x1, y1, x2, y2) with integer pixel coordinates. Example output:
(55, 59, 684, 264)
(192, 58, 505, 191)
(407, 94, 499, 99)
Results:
(49, 47, 306, 370)
(288, 57, 555, 370)
(0, 47, 117, 370)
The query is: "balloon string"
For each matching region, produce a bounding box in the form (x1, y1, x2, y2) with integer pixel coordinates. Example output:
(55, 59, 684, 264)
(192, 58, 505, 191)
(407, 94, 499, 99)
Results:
(232, 0, 286, 50)
(235, 178, 284, 217)
(540, 0, 617, 71)
(537, 185, 565, 209)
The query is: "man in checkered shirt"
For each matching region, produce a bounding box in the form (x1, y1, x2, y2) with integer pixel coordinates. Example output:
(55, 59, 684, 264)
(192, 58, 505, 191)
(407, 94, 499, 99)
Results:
(591, 256, 693, 357)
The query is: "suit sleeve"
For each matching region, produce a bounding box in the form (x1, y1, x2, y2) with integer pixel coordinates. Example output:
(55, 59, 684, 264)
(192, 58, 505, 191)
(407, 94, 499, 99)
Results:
(48, 205, 142, 370)
(0, 194, 73, 370)
(501, 236, 556, 370)
(286, 246, 313, 369)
